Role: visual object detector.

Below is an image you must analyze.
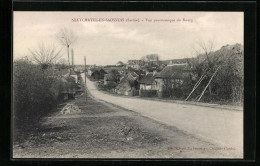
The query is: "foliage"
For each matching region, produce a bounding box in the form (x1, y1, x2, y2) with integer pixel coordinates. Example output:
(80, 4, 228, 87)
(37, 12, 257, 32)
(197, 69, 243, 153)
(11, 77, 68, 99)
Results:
(130, 89, 139, 96)
(29, 42, 63, 68)
(13, 59, 76, 126)
(139, 90, 157, 97)
(188, 44, 244, 103)
(141, 54, 159, 62)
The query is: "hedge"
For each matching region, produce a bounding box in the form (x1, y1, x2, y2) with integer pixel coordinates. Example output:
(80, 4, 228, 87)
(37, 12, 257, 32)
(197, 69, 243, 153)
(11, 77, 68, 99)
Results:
(139, 89, 157, 97)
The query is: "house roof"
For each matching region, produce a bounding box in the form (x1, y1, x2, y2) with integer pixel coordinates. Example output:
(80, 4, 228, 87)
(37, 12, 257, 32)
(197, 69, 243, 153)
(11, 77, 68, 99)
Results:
(115, 74, 136, 90)
(90, 68, 107, 75)
(130, 72, 139, 78)
(104, 69, 120, 74)
(104, 74, 121, 81)
(99, 68, 107, 74)
(88, 68, 97, 72)
(156, 63, 191, 79)
(139, 73, 156, 85)
(116, 61, 125, 65)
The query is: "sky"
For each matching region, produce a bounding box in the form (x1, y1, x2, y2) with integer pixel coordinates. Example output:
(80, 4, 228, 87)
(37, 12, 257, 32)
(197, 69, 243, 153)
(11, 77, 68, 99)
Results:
(13, 12, 243, 65)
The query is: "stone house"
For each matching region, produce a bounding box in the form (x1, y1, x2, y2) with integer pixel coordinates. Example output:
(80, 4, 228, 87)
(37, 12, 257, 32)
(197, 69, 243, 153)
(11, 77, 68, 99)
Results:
(115, 73, 139, 96)
(139, 72, 157, 90)
(91, 68, 107, 80)
(155, 63, 192, 97)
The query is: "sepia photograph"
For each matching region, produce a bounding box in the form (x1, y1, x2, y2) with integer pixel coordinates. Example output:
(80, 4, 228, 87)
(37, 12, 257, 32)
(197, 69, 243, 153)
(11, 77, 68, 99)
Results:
(12, 11, 244, 158)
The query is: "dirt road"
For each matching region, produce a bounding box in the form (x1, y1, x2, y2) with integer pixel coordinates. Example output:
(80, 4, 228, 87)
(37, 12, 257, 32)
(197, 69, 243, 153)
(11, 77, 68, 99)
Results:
(13, 92, 238, 158)
(82, 74, 243, 158)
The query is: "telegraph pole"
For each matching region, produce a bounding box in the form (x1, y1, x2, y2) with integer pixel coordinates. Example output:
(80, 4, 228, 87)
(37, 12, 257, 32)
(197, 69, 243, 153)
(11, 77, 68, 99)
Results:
(84, 56, 87, 102)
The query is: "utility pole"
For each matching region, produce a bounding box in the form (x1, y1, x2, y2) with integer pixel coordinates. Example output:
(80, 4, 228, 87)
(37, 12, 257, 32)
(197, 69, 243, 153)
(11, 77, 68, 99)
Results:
(84, 56, 87, 102)
(71, 48, 74, 67)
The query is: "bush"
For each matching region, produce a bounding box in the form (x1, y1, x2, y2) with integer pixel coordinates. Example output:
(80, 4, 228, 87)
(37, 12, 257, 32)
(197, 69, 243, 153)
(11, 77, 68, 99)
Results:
(139, 90, 157, 97)
(13, 60, 60, 126)
(130, 89, 139, 96)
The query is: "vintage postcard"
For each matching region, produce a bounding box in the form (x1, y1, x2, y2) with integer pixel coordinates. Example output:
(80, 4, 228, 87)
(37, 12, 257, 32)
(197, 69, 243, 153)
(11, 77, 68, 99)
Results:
(12, 11, 244, 158)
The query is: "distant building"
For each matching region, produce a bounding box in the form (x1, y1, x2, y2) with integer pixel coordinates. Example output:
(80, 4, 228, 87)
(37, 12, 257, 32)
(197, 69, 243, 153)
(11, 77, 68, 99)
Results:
(87, 68, 96, 76)
(142, 54, 159, 65)
(159, 58, 189, 65)
(70, 70, 79, 83)
(90, 68, 107, 80)
(116, 61, 125, 66)
(127, 60, 145, 69)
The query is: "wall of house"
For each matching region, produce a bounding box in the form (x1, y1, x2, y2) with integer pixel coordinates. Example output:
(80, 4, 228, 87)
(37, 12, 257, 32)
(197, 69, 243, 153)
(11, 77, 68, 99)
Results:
(70, 75, 78, 83)
(140, 83, 157, 90)
(155, 78, 164, 91)
(155, 78, 164, 98)
(92, 73, 100, 79)
(140, 84, 145, 90)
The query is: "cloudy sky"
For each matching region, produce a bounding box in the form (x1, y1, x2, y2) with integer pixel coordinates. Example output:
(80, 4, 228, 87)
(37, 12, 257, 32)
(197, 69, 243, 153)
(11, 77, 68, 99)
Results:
(13, 12, 243, 65)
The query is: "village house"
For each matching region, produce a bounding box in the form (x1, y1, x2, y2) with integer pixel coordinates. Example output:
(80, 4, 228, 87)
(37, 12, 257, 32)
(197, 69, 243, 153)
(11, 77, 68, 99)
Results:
(126, 60, 145, 69)
(139, 72, 157, 90)
(116, 61, 126, 66)
(70, 69, 79, 84)
(115, 72, 139, 96)
(91, 68, 107, 80)
(155, 63, 192, 97)
(59, 78, 77, 101)
(103, 67, 123, 75)
(159, 58, 189, 66)
(104, 74, 121, 86)
(87, 68, 96, 76)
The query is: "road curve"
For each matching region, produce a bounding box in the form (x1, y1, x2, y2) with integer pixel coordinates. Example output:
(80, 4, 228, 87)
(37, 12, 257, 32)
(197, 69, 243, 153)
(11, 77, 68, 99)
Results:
(81, 73, 243, 158)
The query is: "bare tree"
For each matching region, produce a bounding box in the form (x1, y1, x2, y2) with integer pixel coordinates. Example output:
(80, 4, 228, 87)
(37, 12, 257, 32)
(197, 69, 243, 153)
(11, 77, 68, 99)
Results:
(141, 54, 159, 62)
(29, 42, 63, 67)
(192, 40, 215, 68)
(58, 58, 67, 65)
(56, 28, 77, 66)
(185, 40, 216, 100)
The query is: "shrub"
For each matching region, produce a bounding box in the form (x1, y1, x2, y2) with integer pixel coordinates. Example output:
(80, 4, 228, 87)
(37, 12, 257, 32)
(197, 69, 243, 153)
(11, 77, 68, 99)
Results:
(139, 90, 157, 97)
(13, 60, 61, 126)
(130, 89, 139, 96)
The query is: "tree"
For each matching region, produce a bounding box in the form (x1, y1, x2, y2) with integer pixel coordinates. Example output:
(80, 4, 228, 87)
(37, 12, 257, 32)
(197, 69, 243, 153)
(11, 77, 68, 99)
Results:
(141, 54, 159, 62)
(56, 28, 77, 66)
(190, 40, 216, 96)
(193, 41, 214, 66)
(187, 42, 244, 103)
(29, 42, 63, 69)
(58, 58, 67, 65)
